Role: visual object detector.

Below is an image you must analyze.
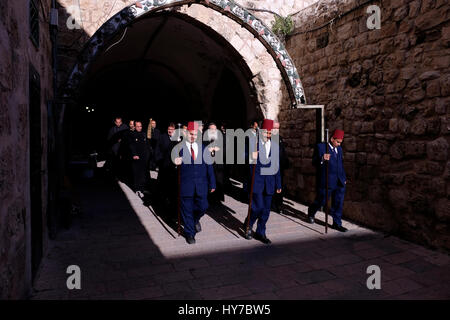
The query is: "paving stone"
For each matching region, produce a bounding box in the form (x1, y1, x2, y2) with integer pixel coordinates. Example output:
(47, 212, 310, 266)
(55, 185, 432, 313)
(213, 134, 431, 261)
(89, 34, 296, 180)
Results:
(307, 254, 363, 269)
(264, 255, 296, 267)
(399, 259, 437, 273)
(234, 291, 280, 300)
(424, 253, 450, 266)
(381, 278, 423, 297)
(318, 278, 366, 294)
(188, 275, 223, 290)
(162, 281, 192, 295)
(275, 283, 329, 299)
(354, 247, 388, 260)
(199, 284, 252, 300)
(381, 251, 420, 264)
(294, 270, 337, 285)
(107, 277, 158, 293)
(172, 258, 210, 271)
(242, 277, 279, 294)
(153, 270, 194, 284)
(123, 286, 165, 300)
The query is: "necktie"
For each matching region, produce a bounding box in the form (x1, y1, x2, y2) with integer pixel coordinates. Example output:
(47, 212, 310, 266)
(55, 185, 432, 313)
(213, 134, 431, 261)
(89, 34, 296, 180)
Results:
(191, 144, 195, 161)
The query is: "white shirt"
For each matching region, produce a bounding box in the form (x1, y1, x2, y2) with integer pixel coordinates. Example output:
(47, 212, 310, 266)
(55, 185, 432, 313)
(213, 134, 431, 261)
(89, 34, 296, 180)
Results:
(329, 143, 337, 154)
(263, 139, 271, 158)
(186, 141, 198, 159)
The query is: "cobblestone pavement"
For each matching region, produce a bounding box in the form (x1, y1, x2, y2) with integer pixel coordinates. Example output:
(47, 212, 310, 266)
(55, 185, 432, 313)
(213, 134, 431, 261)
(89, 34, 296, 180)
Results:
(31, 173, 450, 300)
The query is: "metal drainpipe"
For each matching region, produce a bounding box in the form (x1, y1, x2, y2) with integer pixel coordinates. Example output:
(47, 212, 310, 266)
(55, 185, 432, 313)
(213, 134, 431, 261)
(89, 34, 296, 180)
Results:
(51, 0, 57, 95)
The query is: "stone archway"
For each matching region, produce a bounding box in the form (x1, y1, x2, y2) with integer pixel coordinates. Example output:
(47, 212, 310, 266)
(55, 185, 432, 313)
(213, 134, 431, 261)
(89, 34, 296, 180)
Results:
(63, 0, 307, 116)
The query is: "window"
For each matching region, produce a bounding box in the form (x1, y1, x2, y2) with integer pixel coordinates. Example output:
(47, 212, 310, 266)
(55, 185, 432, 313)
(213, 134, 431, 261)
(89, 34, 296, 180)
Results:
(30, 0, 39, 48)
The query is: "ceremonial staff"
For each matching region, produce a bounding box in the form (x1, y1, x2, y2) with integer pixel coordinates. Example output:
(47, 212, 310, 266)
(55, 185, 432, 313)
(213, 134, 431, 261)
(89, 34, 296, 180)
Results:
(176, 123, 182, 236)
(246, 128, 258, 234)
(325, 128, 329, 234)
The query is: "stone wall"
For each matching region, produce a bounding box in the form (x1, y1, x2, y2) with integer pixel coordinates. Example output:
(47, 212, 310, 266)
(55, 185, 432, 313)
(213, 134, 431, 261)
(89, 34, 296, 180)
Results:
(0, 1, 53, 298)
(280, 0, 450, 250)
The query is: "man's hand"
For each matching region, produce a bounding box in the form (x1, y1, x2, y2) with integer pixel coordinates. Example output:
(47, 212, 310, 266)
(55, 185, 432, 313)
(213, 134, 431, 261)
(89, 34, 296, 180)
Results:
(276, 189, 282, 193)
(210, 189, 215, 193)
(252, 151, 258, 160)
(174, 157, 182, 165)
(133, 156, 139, 160)
(323, 153, 330, 161)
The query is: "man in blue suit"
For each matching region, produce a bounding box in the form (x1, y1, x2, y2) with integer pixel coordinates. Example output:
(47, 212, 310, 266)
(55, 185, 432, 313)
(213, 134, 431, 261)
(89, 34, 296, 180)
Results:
(308, 129, 347, 232)
(174, 121, 216, 244)
(244, 119, 282, 244)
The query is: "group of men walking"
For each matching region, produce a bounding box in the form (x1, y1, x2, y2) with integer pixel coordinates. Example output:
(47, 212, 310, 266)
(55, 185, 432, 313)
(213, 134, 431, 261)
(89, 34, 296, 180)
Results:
(107, 116, 348, 245)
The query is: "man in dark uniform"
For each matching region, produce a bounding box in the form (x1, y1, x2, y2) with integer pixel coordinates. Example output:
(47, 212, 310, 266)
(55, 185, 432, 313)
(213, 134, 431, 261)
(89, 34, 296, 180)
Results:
(307, 129, 347, 232)
(119, 119, 135, 184)
(147, 119, 161, 170)
(129, 121, 151, 196)
(206, 122, 225, 205)
(244, 119, 281, 244)
(271, 122, 289, 213)
(174, 121, 216, 244)
(156, 123, 178, 207)
(106, 117, 128, 177)
(242, 120, 259, 202)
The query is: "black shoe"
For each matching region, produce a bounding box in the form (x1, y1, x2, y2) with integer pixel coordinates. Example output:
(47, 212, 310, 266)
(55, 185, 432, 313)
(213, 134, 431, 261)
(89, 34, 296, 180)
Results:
(244, 229, 253, 240)
(332, 223, 348, 232)
(254, 233, 271, 244)
(307, 214, 315, 224)
(186, 236, 196, 244)
(195, 222, 202, 233)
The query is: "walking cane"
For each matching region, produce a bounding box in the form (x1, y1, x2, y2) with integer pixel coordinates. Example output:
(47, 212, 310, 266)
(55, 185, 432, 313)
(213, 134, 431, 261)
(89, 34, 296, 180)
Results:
(325, 129, 329, 234)
(176, 123, 182, 236)
(246, 129, 258, 234)
(177, 165, 181, 236)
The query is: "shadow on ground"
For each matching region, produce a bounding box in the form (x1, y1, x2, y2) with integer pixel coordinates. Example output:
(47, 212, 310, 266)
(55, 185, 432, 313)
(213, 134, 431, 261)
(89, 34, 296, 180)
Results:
(31, 169, 450, 300)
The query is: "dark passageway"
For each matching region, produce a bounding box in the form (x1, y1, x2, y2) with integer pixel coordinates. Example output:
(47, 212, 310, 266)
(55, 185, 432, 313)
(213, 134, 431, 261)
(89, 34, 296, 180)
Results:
(68, 11, 262, 158)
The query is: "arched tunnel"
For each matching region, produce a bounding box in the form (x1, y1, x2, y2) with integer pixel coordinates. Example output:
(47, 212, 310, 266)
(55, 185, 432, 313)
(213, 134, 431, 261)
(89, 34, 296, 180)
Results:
(68, 11, 263, 158)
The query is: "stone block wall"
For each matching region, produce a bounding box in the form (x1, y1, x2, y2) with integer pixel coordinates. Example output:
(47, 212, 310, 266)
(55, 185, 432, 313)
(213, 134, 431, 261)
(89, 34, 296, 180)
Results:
(0, 1, 53, 298)
(280, 0, 450, 250)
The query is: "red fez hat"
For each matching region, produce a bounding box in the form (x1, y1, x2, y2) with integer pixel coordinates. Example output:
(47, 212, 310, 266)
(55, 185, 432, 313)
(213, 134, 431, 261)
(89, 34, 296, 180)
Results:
(187, 121, 198, 131)
(261, 119, 274, 131)
(333, 129, 344, 140)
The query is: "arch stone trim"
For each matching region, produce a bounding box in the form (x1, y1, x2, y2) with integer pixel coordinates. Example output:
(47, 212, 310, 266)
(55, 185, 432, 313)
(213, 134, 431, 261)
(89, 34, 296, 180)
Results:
(64, 0, 306, 106)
